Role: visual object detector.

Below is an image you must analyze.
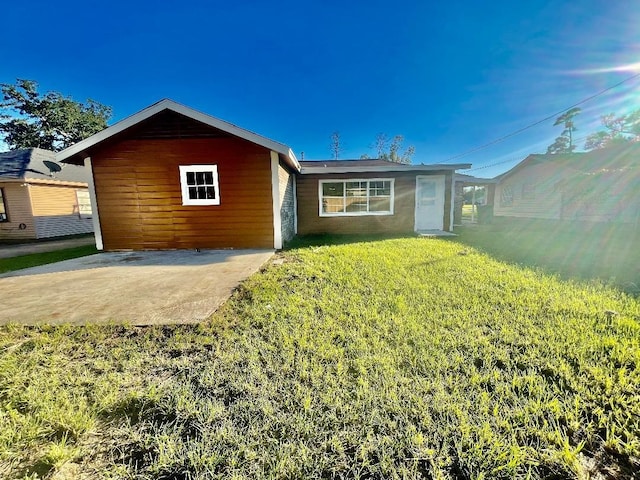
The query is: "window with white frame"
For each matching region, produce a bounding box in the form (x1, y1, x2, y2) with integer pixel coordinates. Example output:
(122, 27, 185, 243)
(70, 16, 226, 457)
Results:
(320, 179, 393, 216)
(500, 185, 514, 207)
(0, 188, 8, 222)
(179, 165, 220, 206)
(75, 190, 92, 218)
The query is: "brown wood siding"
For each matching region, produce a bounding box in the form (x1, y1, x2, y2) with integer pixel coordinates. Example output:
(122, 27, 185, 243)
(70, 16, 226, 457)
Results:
(297, 171, 453, 235)
(91, 137, 274, 250)
(0, 182, 36, 240)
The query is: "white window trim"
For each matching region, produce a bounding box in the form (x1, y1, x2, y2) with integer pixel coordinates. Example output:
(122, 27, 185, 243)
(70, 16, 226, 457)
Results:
(75, 189, 93, 218)
(270, 151, 282, 249)
(85, 157, 103, 250)
(318, 178, 395, 217)
(179, 165, 221, 206)
(0, 187, 8, 223)
(501, 184, 514, 207)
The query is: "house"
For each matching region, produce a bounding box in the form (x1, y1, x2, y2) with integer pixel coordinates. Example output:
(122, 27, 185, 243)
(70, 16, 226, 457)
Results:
(297, 159, 466, 235)
(493, 144, 640, 223)
(55, 99, 469, 251)
(0, 148, 94, 240)
(56, 100, 299, 250)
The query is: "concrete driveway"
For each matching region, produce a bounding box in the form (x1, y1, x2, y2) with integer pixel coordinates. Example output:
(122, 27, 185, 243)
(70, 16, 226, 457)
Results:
(0, 250, 273, 325)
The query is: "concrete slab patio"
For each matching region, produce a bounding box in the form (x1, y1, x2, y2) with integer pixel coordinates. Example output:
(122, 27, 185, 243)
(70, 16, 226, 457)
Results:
(0, 249, 273, 325)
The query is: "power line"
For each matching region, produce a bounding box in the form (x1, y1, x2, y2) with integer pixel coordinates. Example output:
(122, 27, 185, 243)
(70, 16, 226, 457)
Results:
(444, 71, 640, 164)
(463, 134, 592, 173)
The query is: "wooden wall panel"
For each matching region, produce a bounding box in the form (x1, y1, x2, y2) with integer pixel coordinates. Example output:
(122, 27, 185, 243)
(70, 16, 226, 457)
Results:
(297, 171, 454, 235)
(91, 137, 275, 250)
(297, 172, 415, 235)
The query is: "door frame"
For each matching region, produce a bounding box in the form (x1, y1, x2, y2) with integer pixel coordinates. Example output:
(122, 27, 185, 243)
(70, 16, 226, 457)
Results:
(414, 175, 445, 231)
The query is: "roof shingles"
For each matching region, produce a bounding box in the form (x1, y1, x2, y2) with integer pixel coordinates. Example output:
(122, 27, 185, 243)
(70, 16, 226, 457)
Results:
(0, 148, 89, 184)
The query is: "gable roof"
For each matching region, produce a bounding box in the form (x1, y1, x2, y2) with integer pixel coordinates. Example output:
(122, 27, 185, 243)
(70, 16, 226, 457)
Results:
(496, 143, 640, 183)
(0, 148, 89, 184)
(301, 159, 399, 168)
(454, 173, 497, 185)
(56, 99, 300, 171)
(579, 142, 640, 172)
(495, 153, 583, 183)
(300, 159, 471, 174)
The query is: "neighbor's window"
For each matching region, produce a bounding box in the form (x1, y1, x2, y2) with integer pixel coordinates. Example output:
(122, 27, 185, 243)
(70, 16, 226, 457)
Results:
(0, 188, 7, 222)
(320, 179, 393, 216)
(179, 165, 220, 206)
(501, 185, 514, 207)
(522, 183, 536, 200)
(76, 190, 92, 218)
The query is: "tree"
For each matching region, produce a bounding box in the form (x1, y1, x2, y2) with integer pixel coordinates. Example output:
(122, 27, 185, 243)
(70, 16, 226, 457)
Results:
(584, 109, 640, 150)
(546, 107, 581, 154)
(372, 133, 415, 164)
(329, 131, 342, 160)
(0, 79, 112, 151)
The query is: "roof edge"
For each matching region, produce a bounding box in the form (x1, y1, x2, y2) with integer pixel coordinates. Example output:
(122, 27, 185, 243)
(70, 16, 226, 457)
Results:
(56, 99, 300, 171)
(300, 163, 471, 174)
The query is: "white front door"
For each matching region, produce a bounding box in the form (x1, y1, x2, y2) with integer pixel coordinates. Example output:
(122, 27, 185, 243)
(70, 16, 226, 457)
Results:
(414, 175, 445, 231)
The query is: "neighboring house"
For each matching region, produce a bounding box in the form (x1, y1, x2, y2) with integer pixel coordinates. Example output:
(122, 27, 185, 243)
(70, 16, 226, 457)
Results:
(493, 144, 640, 223)
(0, 148, 94, 240)
(56, 99, 469, 251)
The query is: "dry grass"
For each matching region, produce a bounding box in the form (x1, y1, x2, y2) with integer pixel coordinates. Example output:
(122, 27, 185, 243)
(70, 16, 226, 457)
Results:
(1, 237, 638, 479)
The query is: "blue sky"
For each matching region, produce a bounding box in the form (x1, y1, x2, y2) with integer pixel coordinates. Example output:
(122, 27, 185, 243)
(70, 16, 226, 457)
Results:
(2, 0, 639, 176)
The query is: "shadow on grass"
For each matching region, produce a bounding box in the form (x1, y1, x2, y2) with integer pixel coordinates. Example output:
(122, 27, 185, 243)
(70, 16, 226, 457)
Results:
(284, 233, 418, 250)
(450, 218, 640, 294)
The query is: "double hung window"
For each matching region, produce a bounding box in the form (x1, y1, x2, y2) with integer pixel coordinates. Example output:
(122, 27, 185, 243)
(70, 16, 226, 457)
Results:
(0, 188, 8, 222)
(501, 185, 514, 206)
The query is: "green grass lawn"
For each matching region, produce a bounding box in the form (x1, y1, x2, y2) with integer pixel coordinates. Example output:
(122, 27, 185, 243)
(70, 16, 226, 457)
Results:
(1, 237, 639, 479)
(0, 245, 98, 274)
(461, 204, 478, 222)
(454, 219, 640, 294)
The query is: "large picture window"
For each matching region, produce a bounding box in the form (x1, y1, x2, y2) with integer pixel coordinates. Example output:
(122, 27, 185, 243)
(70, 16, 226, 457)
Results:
(320, 179, 394, 216)
(0, 188, 8, 222)
(179, 165, 220, 206)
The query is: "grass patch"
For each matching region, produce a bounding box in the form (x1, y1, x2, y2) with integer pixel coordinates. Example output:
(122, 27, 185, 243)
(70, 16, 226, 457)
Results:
(454, 219, 640, 294)
(1, 238, 639, 478)
(0, 245, 97, 274)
